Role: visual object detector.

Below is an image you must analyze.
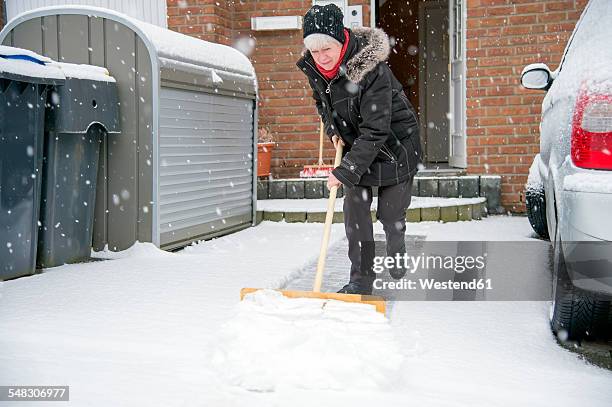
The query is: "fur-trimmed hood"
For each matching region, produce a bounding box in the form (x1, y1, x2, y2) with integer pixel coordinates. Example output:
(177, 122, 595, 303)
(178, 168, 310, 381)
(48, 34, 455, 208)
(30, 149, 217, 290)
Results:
(298, 27, 391, 84)
(344, 27, 391, 83)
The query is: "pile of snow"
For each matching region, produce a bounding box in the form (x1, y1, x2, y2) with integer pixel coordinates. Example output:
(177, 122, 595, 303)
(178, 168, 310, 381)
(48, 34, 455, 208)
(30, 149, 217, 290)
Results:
(212, 289, 404, 392)
(526, 154, 544, 192)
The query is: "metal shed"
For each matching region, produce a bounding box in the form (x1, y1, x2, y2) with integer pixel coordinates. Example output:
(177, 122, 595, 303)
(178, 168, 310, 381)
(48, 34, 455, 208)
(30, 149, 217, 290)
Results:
(0, 6, 258, 251)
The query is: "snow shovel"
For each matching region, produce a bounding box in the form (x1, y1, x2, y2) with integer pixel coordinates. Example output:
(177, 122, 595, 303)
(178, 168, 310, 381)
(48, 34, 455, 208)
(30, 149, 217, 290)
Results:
(241, 144, 386, 314)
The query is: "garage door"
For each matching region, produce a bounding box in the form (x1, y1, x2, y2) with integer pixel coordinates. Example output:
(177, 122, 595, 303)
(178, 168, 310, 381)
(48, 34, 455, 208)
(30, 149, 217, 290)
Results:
(159, 87, 254, 247)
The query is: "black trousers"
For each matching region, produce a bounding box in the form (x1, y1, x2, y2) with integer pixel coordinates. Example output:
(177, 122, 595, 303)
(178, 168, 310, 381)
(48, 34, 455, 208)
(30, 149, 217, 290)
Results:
(342, 176, 414, 287)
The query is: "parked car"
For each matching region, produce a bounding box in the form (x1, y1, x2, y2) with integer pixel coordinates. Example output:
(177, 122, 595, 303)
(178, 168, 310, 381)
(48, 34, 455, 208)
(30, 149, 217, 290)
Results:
(521, 0, 611, 341)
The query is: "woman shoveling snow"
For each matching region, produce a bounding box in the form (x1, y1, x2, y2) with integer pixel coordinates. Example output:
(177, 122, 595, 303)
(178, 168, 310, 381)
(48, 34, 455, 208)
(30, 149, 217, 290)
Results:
(297, 4, 423, 295)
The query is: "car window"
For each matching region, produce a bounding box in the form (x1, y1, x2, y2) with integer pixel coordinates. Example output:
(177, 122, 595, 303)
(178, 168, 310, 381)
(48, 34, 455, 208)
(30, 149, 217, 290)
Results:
(558, 0, 595, 72)
(558, 0, 612, 73)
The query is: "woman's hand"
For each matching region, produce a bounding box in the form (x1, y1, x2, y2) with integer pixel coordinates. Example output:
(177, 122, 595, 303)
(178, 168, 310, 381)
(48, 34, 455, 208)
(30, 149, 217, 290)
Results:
(327, 173, 342, 190)
(331, 135, 345, 150)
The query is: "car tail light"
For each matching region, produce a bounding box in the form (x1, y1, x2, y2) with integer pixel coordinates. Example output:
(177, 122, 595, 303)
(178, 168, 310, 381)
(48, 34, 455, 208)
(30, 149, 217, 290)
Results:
(571, 84, 612, 170)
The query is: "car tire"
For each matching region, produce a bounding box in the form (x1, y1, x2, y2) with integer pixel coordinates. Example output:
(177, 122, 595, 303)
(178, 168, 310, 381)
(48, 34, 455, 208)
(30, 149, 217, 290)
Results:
(526, 185, 549, 240)
(550, 232, 612, 341)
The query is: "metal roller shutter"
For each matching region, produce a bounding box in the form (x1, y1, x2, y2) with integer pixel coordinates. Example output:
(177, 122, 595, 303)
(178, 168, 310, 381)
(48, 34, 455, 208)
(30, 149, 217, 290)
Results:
(158, 87, 254, 247)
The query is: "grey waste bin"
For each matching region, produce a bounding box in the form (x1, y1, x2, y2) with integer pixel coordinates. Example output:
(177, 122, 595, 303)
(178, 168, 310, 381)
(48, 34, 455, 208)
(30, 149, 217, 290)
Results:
(0, 47, 65, 280)
(37, 65, 120, 268)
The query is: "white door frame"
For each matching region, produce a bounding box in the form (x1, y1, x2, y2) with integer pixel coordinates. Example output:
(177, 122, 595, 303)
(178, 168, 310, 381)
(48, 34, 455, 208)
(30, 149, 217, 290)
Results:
(448, 0, 467, 168)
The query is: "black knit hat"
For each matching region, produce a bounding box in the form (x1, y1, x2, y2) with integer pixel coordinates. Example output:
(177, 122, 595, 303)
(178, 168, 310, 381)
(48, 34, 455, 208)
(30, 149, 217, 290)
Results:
(303, 4, 346, 44)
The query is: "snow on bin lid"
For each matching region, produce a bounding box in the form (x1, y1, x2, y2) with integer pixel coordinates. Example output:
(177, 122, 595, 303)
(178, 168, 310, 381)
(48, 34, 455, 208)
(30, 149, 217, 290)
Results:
(0, 45, 65, 81)
(54, 62, 116, 83)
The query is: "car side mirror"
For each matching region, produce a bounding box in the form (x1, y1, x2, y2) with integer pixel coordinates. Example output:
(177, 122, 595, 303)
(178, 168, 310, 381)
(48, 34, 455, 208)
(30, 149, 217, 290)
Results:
(521, 63, 554, 91)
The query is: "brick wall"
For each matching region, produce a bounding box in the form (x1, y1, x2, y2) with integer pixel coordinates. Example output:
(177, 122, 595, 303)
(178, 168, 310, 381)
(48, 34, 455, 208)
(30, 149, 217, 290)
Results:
(465, 0, 588, 212)
(236, 0, 371, 178)
(167, 0, 372, 179)
(167, 0, 234, 45)
(164, 0, 588, 213)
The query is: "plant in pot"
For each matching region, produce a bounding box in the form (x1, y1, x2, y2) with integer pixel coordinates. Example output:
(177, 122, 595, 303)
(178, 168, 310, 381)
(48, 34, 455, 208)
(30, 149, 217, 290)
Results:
(257, 127, 275, 177)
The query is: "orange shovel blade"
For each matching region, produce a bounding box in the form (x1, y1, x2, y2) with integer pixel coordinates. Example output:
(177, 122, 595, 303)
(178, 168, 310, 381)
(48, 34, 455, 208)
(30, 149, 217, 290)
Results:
(240, 288, 386, 314)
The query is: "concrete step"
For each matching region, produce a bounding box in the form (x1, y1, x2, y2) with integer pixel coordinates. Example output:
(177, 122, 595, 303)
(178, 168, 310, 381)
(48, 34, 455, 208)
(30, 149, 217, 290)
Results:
(256, 196, 488, 224)
(257, 174, 503, 214)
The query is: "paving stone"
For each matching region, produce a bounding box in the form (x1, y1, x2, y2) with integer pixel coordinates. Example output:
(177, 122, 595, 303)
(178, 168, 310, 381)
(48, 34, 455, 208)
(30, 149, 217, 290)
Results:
(439, 177, 459, 198)
(332, 211, 344, 223)
(478, 202, 488, 218)
(471, 204, 482, 220)
(257, 179, 268, 200)
(458, 176, 479, 198)
(480, 176, 503, 214)
(306, 212, 326, 223)
(285, 212, 306, 223)
(406, 207, 421, 223)
(411, 178, 419, 197)
(263, 211, 284, 222)
(268, 180, 286, 199)
(418, 177, 439, 197)
(286, 180, 305, 199)
(323, 185, 343, 198)
(304, 180, 324, 199)
(457, 204, 472, 221)
(420, 207, 440, 222)
(440, 206, 458, 222)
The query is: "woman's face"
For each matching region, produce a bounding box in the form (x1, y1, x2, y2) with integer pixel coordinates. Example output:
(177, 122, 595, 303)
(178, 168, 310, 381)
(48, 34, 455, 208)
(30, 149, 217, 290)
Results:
(310, 41, 343, 70)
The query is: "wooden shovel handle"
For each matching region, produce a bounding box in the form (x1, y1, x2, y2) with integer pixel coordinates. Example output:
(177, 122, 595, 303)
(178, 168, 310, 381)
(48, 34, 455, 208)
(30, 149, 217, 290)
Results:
(313, 144, 343, 292)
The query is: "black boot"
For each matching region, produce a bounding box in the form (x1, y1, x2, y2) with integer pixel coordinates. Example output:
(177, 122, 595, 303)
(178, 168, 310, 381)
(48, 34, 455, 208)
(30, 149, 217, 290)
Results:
(337, 282, 373, 295)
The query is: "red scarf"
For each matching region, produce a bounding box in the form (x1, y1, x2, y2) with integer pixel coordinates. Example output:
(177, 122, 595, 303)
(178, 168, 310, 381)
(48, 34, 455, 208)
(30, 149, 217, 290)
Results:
(315, 29, 350, 80)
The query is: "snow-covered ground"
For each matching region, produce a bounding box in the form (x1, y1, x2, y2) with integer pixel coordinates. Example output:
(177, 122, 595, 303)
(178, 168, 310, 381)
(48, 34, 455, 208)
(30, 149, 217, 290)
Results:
(257, 196, 486, 212)
(1, 216, 611, 406)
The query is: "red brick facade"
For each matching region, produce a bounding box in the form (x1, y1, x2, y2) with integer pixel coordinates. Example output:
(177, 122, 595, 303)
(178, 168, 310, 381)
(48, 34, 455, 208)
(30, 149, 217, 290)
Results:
(465, 0, 588, 211)
(0, 1, 588, 213)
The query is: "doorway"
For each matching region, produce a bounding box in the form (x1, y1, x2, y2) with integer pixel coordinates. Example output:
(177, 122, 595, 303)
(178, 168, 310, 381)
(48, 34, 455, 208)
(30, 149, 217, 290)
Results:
(375, 0, 466, 168)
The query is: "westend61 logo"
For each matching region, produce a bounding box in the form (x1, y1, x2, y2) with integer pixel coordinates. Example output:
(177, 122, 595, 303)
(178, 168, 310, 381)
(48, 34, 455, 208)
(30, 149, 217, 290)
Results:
(371, 252, 491, 291)
(360, 240, 558, 300)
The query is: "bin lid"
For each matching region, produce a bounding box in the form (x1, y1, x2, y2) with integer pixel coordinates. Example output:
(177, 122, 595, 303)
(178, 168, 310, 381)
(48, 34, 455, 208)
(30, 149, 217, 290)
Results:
(0, 45, 65, 84)
(55, 62, 116, 83)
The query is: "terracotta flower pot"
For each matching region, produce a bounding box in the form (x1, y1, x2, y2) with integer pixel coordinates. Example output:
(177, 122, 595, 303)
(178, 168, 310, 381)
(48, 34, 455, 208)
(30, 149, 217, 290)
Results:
(257, 142, 275, 177)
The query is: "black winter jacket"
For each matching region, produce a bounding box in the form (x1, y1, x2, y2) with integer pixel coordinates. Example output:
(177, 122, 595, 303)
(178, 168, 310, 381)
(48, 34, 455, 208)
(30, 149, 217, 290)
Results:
(297, 27, 423, 188)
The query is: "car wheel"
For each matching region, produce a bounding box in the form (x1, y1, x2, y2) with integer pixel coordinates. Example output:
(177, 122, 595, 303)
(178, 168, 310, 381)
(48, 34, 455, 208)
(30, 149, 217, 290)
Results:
(525, 185, 549, 240)
(550, 232, 612, 341)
